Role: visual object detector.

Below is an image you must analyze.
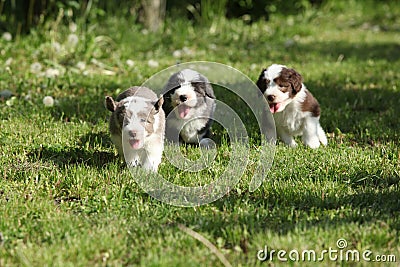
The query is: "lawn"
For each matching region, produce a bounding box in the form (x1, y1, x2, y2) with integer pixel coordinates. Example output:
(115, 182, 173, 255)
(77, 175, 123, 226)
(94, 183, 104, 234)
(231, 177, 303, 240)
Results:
(0, 0, 399, 266)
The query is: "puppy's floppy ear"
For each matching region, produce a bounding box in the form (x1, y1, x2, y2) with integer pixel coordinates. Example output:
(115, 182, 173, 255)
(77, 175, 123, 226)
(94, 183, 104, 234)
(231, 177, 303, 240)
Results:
(105, 96, 117, 112)
(287, 68, 303, 93)
(153, 95, 164, 112)
(204, 83, 215, 99)
(256, 68, 267, 94)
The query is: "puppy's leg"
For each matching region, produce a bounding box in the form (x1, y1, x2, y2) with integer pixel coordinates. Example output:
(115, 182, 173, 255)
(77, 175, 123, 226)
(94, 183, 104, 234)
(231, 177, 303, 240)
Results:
(142, 143, 163, 172)
(277, 126, 297, 148)
(125, 150, 141, 168)
(317, 124, 328, 146)
(302, 117, 321, 149)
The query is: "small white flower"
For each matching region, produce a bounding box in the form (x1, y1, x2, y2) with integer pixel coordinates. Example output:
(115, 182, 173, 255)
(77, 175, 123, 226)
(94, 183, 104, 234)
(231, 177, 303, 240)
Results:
(24, 93, 32, 101)
(76, 61, 86, 70)
(30, 62, 42, 73)
(45, 68, 60, 78)
(43, 96, 54, 107)
(67, 34, 79, 47)
(147, 59, 159, 68)
(90, 58, 99, 65)
(52, 41, 62, 53)
(172, 50, 182, 58)
(250, 63, 257, 70)
(126, 59, 135, 67)
(5, 57, 13, 66)
(69, 22, 77, 33)
(2, 32, 12, 42)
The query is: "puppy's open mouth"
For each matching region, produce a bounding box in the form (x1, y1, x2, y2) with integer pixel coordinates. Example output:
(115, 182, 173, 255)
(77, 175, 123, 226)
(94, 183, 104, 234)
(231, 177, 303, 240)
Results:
(269, 103, 281, 114)
(178, 104, 190, 119)
(129, 139, 142, 149)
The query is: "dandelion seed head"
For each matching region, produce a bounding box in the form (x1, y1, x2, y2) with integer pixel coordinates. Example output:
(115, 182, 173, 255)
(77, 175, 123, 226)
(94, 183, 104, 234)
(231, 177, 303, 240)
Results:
(30, 62, 42, 73)
(148, 59, 159, 68)
(76, 61, 86, 70)
(126, 59, 135, 67)
(5, 57, 13, 66)
(69, 22, 77, 33)
(52, 42, 62, 52)
(43, 96, 54, 107)
(2, 32, 12, 42)
(45, 68, 60, 78)
(172, 50, 182, 58)
(67, 34, 79, 47)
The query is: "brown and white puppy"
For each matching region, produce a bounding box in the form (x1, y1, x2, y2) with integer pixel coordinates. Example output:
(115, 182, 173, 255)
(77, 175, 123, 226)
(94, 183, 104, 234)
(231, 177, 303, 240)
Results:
(256, 64, 327, 148)
(162, 69, 216, 145)
(105, 86, 165, 171)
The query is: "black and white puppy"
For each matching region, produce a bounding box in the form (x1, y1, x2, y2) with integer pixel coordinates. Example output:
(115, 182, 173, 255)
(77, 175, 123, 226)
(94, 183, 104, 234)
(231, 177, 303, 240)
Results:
(256, 64, 327, 148)
(105, 86, 165, 171)
(162, 69, 216, 144)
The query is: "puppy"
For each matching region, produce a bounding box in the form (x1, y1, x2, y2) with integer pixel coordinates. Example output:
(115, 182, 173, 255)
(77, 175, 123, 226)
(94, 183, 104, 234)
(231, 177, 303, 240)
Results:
(162, 69, 216, 144)
(256, 64, 327, 148)
(105, 86, 165, 172)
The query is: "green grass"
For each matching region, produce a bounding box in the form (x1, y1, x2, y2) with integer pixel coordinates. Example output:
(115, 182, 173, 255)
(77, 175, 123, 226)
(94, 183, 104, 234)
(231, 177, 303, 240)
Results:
(1, 0, 399, 266)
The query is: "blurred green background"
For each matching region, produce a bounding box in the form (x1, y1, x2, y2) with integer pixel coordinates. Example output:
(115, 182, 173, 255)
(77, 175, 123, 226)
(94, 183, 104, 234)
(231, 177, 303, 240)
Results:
(1, 0, 328, 34)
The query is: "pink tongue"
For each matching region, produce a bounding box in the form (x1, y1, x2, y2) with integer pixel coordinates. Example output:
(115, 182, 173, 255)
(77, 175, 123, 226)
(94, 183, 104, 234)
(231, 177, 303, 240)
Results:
(178, 104, 190, 118)
(269, 103, 281, 113)
(129, 139, 141, 149)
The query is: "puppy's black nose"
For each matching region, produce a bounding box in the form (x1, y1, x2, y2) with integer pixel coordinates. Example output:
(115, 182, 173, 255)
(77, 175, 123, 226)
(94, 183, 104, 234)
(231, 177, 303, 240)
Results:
(267, 95, 275, 102)
(129, 131, 137, 138)
(179, 95, 188, 102)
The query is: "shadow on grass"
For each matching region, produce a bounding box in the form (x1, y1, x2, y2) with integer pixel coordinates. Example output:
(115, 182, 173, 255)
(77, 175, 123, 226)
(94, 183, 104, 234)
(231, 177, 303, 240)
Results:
(308, 79, 400, 144)
(183, 185, 400, 248)
(48, 80, 122, 124)
(27, 132, 117, 169)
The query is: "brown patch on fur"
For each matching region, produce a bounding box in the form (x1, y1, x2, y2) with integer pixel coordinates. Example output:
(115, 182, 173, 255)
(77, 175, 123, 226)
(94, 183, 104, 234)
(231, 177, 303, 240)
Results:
(301, 90, 321, 117)
(276, 67, 303, 96)
(110, 102, 126, 135)
(116, 86, 157, 102)
(107, 87, 163, 137)
(105, 96, 117, 112)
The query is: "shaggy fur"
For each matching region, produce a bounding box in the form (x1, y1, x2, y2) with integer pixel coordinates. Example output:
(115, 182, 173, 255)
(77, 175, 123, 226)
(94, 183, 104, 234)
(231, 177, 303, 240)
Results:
(256, 64, 327, 148)
(162, 69, 216, 144)
(105, 86, 165, 171)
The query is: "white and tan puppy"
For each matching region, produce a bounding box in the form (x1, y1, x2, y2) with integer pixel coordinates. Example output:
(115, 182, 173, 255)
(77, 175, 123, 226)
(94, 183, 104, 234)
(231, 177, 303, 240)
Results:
(105, 86, 165, 171)
(162, 69, 216, 144)
(256, 64, 327, 148)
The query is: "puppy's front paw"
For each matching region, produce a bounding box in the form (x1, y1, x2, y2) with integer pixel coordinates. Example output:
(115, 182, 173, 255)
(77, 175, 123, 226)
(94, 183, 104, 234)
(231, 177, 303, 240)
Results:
(304, 137, 320, 149)
(199, 138, 216, 150)
(127, 159, 140, 168)
(288, 140, 298, 148)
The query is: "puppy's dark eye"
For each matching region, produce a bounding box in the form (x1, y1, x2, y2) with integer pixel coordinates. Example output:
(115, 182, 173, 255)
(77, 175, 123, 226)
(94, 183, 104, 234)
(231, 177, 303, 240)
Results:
(140, 118, 146, 123)
(273, 78, 289, 88)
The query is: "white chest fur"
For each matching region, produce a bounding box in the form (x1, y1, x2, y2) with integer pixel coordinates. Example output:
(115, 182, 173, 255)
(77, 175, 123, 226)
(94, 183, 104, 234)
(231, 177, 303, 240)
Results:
(273, 102, 306, 136)
(169, 117, 208, 143)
